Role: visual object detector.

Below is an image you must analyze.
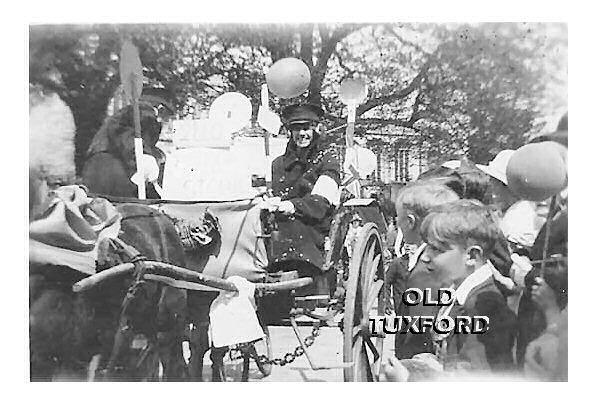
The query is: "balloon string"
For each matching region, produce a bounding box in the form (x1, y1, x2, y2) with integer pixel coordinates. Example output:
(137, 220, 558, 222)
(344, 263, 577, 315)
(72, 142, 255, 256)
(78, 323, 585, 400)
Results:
(540, 194, 558, 279)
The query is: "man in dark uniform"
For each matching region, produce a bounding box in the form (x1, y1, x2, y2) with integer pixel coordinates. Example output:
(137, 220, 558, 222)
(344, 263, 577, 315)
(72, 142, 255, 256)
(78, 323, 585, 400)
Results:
(267, 103, 341, 274)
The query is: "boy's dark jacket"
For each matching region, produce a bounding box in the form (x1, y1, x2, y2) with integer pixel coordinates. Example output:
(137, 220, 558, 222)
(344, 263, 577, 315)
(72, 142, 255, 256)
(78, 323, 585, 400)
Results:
(440, 276, 517, 372)
(391, 235, 515, 360)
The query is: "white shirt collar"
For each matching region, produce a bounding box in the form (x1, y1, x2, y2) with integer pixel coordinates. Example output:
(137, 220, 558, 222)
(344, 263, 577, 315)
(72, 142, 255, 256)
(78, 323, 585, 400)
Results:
(454, 262, 493, 305)
(407, 242, 427, 272)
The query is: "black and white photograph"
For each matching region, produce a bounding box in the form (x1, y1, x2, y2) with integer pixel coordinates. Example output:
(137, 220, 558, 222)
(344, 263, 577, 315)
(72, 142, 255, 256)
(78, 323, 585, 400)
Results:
(24, 3, 572, 385)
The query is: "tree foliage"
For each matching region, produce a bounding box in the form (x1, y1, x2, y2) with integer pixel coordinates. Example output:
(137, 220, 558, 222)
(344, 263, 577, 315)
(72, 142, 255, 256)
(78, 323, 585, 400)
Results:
(29, 22, 566, 171)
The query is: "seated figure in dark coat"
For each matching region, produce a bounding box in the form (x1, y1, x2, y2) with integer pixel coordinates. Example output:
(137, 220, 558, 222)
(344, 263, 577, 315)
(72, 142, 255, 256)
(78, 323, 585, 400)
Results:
(267, 103, 341, 274)
(82, 103, 165, 199)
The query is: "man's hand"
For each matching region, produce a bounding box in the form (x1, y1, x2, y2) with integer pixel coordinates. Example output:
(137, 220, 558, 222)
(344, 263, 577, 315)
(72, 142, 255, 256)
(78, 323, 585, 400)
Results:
(260, 196, 294, 215)
(260, 196, 281, 212)
(382, 356, 409, 382)
(277, 200, 295, 215)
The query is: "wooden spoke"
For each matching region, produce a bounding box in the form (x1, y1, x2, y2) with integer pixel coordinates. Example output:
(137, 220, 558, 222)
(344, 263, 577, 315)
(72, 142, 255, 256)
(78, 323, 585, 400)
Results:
(361, 341, 374, 382)
(366, 280, 384, 315)
(362, 335, 380, 361)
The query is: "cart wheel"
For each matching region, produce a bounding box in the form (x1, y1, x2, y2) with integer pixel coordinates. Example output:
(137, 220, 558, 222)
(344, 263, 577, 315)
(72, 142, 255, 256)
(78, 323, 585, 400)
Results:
(342, 222, 385, 382)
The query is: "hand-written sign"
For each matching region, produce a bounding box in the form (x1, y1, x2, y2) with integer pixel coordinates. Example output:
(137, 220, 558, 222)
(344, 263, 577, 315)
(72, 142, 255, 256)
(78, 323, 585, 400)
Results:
(162, 137, 288, 201)
(162, 148, 253, 200)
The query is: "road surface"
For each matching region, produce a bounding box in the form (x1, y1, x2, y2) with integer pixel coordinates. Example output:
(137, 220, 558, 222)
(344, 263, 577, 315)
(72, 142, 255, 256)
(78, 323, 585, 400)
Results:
(201, 323, 396, 382)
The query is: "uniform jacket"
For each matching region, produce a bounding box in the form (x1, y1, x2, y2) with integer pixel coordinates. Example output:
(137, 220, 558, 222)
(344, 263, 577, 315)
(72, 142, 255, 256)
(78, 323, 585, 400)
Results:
(270, 138, 340, 270)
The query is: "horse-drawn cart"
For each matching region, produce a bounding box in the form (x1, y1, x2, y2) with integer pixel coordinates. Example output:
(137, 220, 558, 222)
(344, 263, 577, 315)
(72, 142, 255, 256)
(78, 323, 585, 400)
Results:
(69, 192, 389, 382)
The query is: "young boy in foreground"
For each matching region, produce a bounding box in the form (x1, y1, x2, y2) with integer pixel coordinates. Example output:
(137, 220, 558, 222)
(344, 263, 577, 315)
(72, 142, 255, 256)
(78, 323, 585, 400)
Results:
(384, 200, 517, 380)
(418, 199, 517, 372)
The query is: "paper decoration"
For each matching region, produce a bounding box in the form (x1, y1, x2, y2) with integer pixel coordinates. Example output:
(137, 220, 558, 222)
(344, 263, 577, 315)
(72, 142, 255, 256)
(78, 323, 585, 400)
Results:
(119, 41, 143, 103)
(209, 92, 252, 134)
(257, 106, 282, 136)
(339, 78, 368, 105)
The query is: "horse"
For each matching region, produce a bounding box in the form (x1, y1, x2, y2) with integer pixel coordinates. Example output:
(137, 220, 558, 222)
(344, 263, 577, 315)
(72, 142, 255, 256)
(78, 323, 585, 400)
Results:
(29, 88, 190, 381)
(29, 199, 189, 381)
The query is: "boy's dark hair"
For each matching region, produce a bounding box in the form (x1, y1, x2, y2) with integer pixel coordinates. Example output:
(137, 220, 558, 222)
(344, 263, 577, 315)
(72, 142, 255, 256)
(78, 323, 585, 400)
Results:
(420, 162, 495, 204)
(395, 182, 459, 222)
(420, 199, 502, 256)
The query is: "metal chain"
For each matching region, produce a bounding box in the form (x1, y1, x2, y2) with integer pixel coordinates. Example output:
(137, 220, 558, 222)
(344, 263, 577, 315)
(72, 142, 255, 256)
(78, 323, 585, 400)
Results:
(228, 322, 321, 367)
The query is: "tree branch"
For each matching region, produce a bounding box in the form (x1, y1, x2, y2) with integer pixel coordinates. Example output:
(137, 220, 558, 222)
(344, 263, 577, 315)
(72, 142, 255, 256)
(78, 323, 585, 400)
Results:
(309, 24, 365, 104)
(300, 24, 314, 69)
(360, 118, 419, 128)
(357, 57, 432, 116)
(333, 48, 353, 78)
(384, 25, 430, 55)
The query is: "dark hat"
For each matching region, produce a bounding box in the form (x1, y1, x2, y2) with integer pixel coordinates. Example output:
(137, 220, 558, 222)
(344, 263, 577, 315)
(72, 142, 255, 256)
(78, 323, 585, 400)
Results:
(281, 103, 324, 125)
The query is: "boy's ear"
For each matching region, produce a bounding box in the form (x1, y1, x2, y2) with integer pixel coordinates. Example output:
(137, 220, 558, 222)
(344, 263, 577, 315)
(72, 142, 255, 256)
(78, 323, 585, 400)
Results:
(465, 245, 484, 267)
(407, 213, 417, 230)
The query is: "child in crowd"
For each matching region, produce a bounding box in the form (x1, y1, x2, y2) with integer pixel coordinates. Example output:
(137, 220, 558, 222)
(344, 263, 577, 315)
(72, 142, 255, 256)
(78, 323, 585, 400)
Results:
(382, 182, 459, 359)
(417, 199, 517, 372)
(344, 213, 363, 260)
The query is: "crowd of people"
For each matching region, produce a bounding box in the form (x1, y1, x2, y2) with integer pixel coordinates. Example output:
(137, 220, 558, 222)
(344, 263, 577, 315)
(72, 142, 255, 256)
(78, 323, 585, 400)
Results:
(378, 115, 568, 381)
(256, 101, 568, 381)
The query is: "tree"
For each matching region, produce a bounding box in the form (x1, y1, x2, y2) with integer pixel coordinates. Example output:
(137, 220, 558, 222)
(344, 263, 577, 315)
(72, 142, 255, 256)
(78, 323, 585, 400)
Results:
(322, 23, 566, 163)
(30, 23, 566, 172)
(407, 23, 566, 163)
(30, 25, 122, 171)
